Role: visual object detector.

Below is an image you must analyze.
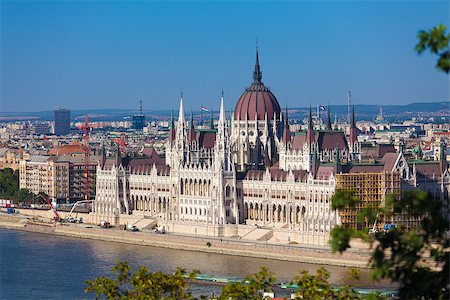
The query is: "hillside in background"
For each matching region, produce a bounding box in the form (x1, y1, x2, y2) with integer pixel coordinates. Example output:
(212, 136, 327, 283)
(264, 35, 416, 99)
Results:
(0, 101, 448, 122)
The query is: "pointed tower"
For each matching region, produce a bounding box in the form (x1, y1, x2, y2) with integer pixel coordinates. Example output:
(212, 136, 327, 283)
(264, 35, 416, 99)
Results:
(348, 107, 360, 161)
(115, 144, 122, 167)
(253, 46, 262, 83)
(169, 110, 176, 142)
(100, 141, 106, 169)
(210, 109, 214, 130)
(306, 106, 315, 147)
(219, 90, 226, 125)
(178, 92, 185, 126)
(326, 106, 332, 130)
(334, 143, 341, 174)
(188, 110, 196, 142)
(439, 142, 447, 174)
(349, 107, 358, 145)
(282, 106, 291, 146)
(216, 91, 232, 171)
(176, 92, 186, 143)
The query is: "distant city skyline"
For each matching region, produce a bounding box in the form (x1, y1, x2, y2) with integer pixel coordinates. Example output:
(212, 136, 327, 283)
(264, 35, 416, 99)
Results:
(1, 1, 448, 112)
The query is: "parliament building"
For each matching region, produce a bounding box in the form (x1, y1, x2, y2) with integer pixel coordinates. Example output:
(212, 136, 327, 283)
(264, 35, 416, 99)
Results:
(92, 50, 449, 245)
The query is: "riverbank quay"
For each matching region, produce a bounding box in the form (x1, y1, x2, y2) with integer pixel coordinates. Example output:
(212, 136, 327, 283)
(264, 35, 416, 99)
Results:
(0, 212, 371, 268)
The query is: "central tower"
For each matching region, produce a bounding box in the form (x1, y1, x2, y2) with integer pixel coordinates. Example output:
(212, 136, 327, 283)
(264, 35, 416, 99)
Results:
(231, 48, 282, 170)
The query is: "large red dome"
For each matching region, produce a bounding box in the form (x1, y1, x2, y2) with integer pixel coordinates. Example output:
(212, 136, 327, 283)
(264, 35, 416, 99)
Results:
(234, 50, 281, 121)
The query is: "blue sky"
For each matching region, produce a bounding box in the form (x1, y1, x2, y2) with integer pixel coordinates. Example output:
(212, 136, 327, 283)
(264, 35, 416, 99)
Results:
(1, 1, 448, 112)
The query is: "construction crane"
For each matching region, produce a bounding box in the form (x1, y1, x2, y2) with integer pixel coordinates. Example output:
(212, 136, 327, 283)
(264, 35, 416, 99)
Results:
(32, 193, 61, 222)
(370, 213, 380, 235)
(113, 132, 128, 155)
(68, 200, 94, 218)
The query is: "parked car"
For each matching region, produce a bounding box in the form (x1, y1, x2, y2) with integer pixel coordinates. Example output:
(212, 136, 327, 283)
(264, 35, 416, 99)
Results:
(154, 226, 166, 234)
(99, 220, 111, 228)
(127, 225, 139, 232)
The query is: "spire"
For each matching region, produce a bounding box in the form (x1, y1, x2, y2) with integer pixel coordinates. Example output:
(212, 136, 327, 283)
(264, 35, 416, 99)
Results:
(282, 106, 291, 145)
(188, 109, 195, 142)
(219, 90, 226, 125)
(169, 110, 175, 142)
(335, 143, 340, 164)
(439, 142, 447, 174)
(115, 144, 122, 167)
(100, 141, 106, 168)
(210, 109, 214, 129)
(307, 106, 315, 146)
(351, 106, 356, 127)
(326, 106, 332, 130)
(349, 106, 358, 144)
(253, 41, 262, 83)
(308, 105, 313, 129)
(334, 143, 341, 174)
(314, 145, 318, 162)
(178, 92, 185, 125)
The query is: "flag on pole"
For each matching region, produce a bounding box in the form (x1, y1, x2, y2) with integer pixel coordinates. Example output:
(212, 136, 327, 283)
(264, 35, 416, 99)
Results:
(319, 105, 326, 111)
(201, 106, 209, 112)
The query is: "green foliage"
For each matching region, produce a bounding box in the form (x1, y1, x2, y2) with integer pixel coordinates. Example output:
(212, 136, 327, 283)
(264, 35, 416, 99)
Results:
(293, 267, 370, 300)
(0, 168, 36, 204)
(86, 263, 387, 300)
(415, 24, 450, 73)
(330, 226, 354, 253)
(206, 242, 212, 247)
(15, 188, 35, 204)
(0, 168, 19, 199)
(331, 190, 359, 210)
(219, 267, 275, 300)
(85, 261, 198, 300)
(330, 189, 450, 299)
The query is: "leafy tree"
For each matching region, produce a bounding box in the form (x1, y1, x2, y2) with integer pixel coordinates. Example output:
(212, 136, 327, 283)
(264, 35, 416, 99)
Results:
(15, 188, 35, 205)
(86, 263, 385, 300)
(330, 189, 449, 299)
(415, 24, 450, 73)
(219, 267, 275, 300)
(85, 261, 199, 300)
(0, 168, 19, 199)
(291, 267, 378, 300)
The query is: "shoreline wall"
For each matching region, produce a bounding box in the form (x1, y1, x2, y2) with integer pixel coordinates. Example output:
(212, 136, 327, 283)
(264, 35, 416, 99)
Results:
(0, 213, 370, 268)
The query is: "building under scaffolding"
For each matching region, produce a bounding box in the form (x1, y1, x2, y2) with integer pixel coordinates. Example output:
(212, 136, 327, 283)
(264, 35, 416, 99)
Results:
(336, 171, 401, 230)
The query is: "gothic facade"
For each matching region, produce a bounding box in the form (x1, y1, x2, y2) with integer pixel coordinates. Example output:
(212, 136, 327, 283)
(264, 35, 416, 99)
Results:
(92, 50, 449, 245)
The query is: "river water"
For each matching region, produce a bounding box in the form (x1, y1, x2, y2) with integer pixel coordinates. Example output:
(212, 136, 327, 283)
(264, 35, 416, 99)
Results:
(0, 228, 394, 299)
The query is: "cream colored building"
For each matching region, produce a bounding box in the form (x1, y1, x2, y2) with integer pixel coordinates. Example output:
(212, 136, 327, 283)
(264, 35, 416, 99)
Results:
(19, 155, 99, 203)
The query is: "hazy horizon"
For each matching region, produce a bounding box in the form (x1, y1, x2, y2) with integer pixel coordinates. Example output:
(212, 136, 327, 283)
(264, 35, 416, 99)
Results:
(1, 1, 449, 112)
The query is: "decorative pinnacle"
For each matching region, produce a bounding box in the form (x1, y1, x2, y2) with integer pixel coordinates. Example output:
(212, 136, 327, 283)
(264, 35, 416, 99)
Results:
(253, 41, 262, 83)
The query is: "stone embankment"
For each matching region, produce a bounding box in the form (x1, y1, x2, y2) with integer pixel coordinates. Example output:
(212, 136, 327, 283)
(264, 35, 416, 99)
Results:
(0, 212, 371, 268)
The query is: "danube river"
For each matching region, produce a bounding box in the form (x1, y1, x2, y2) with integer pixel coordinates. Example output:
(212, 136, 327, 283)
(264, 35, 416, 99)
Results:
(0, 228, 393, 299)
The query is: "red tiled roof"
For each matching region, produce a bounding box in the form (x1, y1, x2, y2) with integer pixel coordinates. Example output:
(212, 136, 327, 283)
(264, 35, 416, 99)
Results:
(291, 131, 348, 151)
(196, 131, 216, 149)
(346, 165, 384, 173)
(317, 131, 348, 151)
(49, 143, 84, 155)
(415, 162, 441, 179)
(378, 144, 397, 157)
(316, 165, 334, 180)
(381, 152, 399, 172)
(291, 134, 307, 150)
